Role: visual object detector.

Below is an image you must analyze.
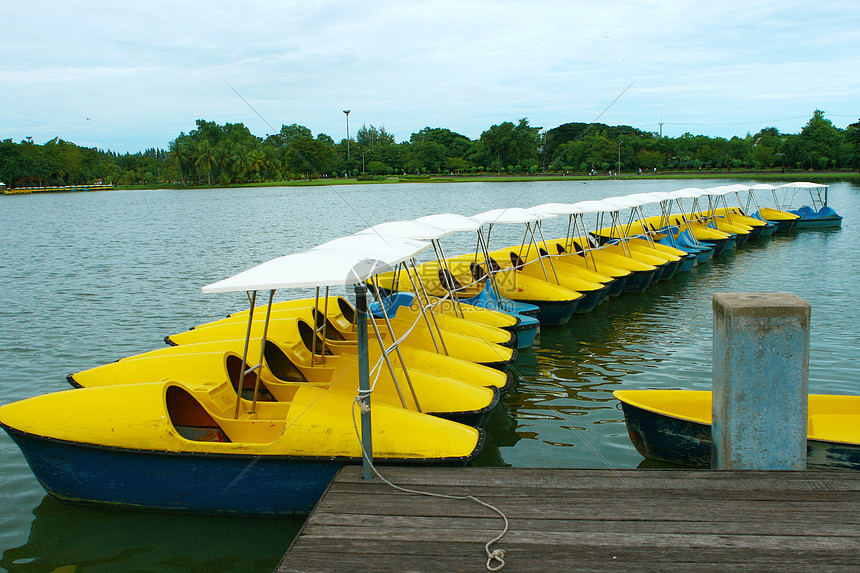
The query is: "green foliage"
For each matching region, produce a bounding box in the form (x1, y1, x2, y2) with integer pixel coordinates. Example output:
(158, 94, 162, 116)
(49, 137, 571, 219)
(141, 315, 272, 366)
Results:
(2, 110, 859, 190)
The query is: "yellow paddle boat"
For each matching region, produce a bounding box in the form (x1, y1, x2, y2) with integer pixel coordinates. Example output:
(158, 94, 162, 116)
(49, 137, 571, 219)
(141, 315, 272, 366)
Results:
(170, 306, 515, 371)
(0, 378, 483, 515)
(219, 295, 515, 349)
(69, 343, 500, 427)
(616, 390, 860, 470)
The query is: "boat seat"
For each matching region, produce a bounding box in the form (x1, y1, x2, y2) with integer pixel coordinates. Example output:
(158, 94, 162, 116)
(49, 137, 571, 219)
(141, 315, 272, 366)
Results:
(337, 296, 356, 323)
(310, 308, 346, 341)
(509, 252, 526, 269)
(262, 342, 308, 383)
(297, 320, 334, 356)
(438, 268, 464, 292)
(486, 256, 503, 272)
(370, 292, 415, 319)
(226, 355, 276, 401)
(470, 262, 488, 283)
(166, 386, 231, 442)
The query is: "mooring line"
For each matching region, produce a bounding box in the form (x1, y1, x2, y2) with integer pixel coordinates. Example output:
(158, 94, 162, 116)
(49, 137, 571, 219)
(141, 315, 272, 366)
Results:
(351, 398, 509, 572)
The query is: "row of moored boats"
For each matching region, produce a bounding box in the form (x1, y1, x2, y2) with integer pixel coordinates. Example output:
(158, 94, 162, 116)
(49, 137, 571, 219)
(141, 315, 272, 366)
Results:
(0, 181, 843, 515)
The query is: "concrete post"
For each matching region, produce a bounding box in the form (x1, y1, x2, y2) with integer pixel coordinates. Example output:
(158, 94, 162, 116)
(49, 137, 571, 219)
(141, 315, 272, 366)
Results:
(712, 292, 810, 470)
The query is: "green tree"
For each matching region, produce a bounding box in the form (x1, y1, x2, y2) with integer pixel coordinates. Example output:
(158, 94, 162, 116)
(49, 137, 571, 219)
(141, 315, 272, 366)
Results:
(845, 119, 860, 169)
(794, 110, 843, 169)
(168, 136, 191, 187)
(479, 118, 540, 173)
(194, 139, 217, 186)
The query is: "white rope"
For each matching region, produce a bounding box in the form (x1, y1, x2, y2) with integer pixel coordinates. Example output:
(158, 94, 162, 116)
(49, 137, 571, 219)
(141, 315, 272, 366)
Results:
(351, 397, 509, 571)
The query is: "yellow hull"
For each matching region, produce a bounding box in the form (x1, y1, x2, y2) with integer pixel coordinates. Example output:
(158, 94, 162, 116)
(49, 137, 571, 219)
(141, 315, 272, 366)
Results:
(487, 247, 610, 293)
(0, 380, 482, 460)
(173, 307, 514, 368)
(69, 346, 499, 422)
(615, 390, 860, 445)
(221, 296, 514, 347)
(758, 207, 800, 221)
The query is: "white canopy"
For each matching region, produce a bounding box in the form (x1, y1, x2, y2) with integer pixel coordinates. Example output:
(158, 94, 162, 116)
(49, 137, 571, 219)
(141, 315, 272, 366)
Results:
(360, 219, 450, 240)
(315, 233, 431, 260)
(602, 195, 657, 209)
(669, 187, 707, 199)
(415, 213, 483, 233)
(701, 186, 736, 196)
(203, 233, 429, 294)
(645, 191, 677, 202)
(472, 207, 557, 225)
(567, 199, 617, 214)
(779, 181, 827, 188)
(202, 249, 399, 293)
(749, 183, 778, 190)
(531, 202, 580, 216)
(625, 192, 664, 205)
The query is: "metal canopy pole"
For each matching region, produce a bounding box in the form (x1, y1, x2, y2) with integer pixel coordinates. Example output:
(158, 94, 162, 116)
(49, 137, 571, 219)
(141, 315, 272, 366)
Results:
(369, 278, 422, 412)
(354, 283, 374, 481)
(235, 290, 257, 419)
(405, 258, 447, 355)
(249, 289, 276, 414)
(477, 227, 504, 302)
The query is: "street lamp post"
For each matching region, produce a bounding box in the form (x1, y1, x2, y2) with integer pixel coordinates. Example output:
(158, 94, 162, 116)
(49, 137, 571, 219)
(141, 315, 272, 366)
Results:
(343, 110, 351, 159)
(617, 141, 623, 178)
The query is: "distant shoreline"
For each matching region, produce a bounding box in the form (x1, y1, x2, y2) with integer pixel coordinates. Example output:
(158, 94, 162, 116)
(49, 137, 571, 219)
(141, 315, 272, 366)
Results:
(5, 170, 857, 194)
(118, 169, 859, 191)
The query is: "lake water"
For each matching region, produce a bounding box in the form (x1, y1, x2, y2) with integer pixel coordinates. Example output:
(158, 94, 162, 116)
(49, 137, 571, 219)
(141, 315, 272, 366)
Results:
(1, 178, 858, 571)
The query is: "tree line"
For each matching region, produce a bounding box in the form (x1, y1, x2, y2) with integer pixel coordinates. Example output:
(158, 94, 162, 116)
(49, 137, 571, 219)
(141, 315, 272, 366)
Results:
(2, 110, 858, 188)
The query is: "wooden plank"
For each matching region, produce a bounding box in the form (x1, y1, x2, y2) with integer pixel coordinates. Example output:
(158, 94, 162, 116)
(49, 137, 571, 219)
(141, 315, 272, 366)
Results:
(304, 513, 860, 536)
(325, 481, 860, 502)
(277, 467, 860, 573)
(335, 466, 860, 489)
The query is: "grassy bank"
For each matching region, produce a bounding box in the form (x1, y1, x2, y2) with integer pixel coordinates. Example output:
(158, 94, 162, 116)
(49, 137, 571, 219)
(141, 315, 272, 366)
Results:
(111, 169, 859, 191)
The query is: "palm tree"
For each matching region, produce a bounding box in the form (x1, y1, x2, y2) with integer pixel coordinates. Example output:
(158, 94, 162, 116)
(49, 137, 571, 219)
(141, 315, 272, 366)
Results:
(167, 137, 189, 187)
(194, 140, 217, 187)
(250, 148, 266, 181)
(231, 145, 254, 183)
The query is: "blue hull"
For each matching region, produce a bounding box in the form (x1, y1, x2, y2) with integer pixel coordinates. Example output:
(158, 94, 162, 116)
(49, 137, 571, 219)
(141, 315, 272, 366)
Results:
(794, 216, 843, 229)
(571, 284, 611, 314)
(656, 260, 680, 282)
(745, 225, 765, 241)
(605, 276, 627, 297)
(5, 428, 341, 516)
(774, 219, 797, 232)
(619, 400, 860, 470)
(510, 316, 539, 348)
(623, 269, 657, 293)
(678, 254, 697, 272)
(460, 288, 540, 349)
(521, 298, 578, 326)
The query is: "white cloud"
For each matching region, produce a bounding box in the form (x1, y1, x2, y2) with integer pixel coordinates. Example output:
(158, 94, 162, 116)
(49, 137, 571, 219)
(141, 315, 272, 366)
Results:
(1, 0, 857, 151)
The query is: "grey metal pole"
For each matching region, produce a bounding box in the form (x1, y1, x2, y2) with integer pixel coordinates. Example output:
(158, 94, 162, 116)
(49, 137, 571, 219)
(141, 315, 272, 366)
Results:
(354, 283, 374, 480)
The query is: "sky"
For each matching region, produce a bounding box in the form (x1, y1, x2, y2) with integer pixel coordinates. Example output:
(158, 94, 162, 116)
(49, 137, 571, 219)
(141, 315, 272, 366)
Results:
(1, 0, 858, 153)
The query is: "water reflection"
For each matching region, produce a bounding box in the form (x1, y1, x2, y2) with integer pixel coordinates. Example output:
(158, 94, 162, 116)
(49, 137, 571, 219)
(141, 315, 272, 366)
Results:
(0, 496, 298, 573)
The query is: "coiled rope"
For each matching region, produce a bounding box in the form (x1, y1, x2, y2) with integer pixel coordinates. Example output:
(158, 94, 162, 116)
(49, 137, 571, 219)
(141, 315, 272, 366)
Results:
(352, 395, 509, 571)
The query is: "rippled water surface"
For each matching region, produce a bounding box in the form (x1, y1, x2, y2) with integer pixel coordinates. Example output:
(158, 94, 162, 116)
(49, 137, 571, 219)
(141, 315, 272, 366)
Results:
(1, 179, 858, 571)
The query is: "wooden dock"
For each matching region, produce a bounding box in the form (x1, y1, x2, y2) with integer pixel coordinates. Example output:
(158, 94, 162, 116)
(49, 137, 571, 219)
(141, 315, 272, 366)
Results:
(277, 466, 860, 572)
